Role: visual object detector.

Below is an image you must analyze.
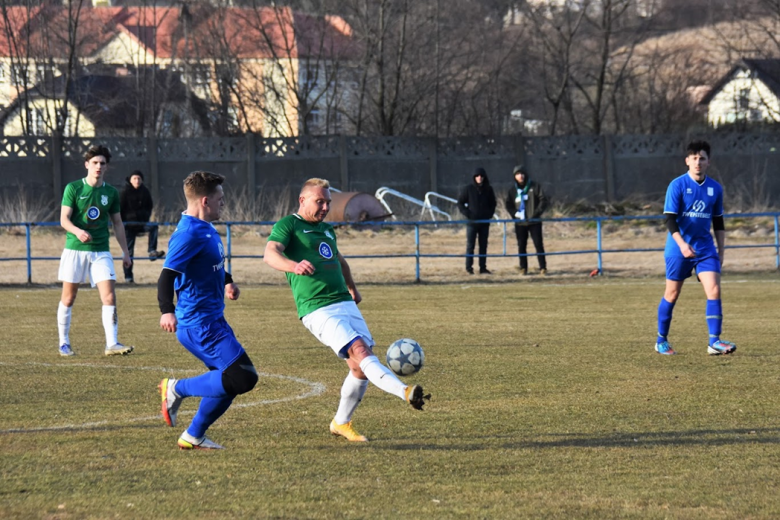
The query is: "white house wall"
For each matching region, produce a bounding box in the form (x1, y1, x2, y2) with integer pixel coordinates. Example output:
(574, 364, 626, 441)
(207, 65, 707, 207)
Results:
(708, 72, 780, 126)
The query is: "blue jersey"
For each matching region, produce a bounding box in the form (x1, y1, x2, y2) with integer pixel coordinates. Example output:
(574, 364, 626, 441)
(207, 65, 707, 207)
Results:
(663, 173, 723, 258)
(163, 214, 226, 328)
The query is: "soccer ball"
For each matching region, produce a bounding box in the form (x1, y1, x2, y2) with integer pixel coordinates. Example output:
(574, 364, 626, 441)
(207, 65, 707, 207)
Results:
(386, 338, 424, 376)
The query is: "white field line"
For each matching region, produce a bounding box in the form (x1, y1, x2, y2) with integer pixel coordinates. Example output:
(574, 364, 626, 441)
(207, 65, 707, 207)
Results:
(0, 362, 326, 434)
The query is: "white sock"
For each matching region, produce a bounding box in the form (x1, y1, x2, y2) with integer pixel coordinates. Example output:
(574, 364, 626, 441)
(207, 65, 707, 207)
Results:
(358, 356, 407, 400)
(102, 305, 118, 347)
(334, 373, 369, 424)
(57, 302, 72, 346)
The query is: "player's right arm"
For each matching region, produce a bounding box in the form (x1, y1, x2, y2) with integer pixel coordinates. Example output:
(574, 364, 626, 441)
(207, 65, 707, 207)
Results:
(264, 240, 314, 275)
(158, 267, 178, 333)
(60, 205, 91, 243)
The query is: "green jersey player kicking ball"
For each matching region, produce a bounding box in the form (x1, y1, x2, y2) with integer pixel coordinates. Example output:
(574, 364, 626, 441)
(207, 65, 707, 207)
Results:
(264, 178, 430, 442)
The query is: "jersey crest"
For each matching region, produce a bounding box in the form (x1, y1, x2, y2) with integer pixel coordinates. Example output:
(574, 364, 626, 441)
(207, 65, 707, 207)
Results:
(324, 230, 334, 240)
(101, 194, 109, 206)
(318, 242, 334, 259)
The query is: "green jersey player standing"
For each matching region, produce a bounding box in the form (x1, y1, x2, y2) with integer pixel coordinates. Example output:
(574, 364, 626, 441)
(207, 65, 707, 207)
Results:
(57, 145, 134, 357)
(264, 178, 430, 442)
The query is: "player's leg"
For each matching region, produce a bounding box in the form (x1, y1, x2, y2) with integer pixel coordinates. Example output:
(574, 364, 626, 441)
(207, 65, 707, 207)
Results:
(123, 225, 136, 282)
(530, 223, 547, 272)
(57, 249, 88, 356)
(698, 265, 735, 355)
(330, 370, 369, 441)
(92, 252, 133, 355)
(656, 256, 691, 355)
(477, 223, 490, 273)
(465, 224, 477, 273)
(167, 320, 256, 448)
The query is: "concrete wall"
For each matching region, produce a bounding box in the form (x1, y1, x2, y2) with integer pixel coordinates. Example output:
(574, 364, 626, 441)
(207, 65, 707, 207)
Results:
(1, 133, 778, 217)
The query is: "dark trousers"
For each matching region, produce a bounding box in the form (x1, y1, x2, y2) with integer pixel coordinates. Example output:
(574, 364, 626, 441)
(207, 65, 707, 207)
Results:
(123, 223, 159, 280)
(465, 223, 490, 271)
(515, 222, 546, 270)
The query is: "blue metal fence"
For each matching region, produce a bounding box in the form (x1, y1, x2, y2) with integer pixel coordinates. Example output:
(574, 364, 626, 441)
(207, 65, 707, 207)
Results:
(2, 213, 779, 283)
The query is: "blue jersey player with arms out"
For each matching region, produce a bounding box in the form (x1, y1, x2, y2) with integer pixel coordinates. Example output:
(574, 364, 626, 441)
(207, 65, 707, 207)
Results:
(156, 171, 258, 449)
(655, 140, 736, 356)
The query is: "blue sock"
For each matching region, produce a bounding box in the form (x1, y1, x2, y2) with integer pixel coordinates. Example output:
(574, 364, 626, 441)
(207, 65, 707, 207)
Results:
(706, 299, 723, 346)
(176, 370, 229, 399)
(187, 396, 234, 439)
(657, 298, 675, 344)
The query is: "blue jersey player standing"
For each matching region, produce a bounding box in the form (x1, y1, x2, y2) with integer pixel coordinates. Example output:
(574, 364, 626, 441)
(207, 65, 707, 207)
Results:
(655, 141, 736, 356)
(156, 171, 258, 449)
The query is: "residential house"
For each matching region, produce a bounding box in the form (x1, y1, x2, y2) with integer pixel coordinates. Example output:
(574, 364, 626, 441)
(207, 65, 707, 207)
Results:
(701, 58, 780, 127)
(0, 4, 358, 137)
(0, 68, 211, 137)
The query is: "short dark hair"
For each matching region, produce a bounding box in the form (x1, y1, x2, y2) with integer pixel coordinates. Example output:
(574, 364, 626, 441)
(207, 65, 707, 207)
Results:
(183, 171, 224, 200)
(84, 145, 112, 163)
(686, 140, 711, 157)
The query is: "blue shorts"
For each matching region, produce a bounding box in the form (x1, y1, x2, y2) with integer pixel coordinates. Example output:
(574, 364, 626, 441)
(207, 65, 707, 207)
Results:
(176, 317, 245, 371)
(665, 251, 721, 281)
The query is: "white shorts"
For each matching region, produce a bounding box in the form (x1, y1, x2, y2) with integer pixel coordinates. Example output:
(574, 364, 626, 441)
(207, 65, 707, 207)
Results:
(301, 300, 374, 359)
(58, 249, 116, 287)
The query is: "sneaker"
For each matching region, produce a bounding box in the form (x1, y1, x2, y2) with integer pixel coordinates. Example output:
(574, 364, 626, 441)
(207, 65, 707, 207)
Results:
(655, 340, 676, 355)
(539, 268, 548, 276)
(159, 378, 183, 427)
(149, 250, 166, 261)
(404, 384, 431, 410)
(177, 431, 224, 450)
(125, 278, 134, 284)
(708, 339, 737, 356)
(105, 343, 134, 356)
(519, 267, 528, 276)
(329, 419, 368, 442)
(59, 344, 75, 357)
(479, 268, 492, 274)
(466, 268, 474, 275)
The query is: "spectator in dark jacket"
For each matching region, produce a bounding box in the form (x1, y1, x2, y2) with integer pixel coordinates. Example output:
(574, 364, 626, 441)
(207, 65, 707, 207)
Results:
(505, 165, 549, 275)
(120, 170, 165, 283)
(457, 167, 497, 274)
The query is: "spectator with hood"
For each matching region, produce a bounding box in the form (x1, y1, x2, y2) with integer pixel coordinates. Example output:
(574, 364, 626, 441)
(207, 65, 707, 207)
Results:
(458, 167, 497, 274)
(120, 170, 165, 283)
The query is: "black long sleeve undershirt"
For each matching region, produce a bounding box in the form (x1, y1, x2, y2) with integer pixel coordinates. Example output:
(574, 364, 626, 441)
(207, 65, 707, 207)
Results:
(157, 269, 235, 314)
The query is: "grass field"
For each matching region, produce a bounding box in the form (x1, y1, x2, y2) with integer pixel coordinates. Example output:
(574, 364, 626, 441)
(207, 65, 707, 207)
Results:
(1, 278, 780, 519)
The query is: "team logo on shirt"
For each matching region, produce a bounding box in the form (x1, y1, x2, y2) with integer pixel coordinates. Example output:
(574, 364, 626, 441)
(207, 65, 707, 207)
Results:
(87, 206, 100, 220)
(324, 230, 333, 240)
(683, 200, 709, 219)
(318, 242, 334, 259)
(707, 187, 714, 197)
(101, 195, 108, 206)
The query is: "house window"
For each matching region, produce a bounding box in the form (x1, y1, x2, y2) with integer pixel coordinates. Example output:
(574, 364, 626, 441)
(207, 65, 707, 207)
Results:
(191, 64, 211, 88)
(12, 64, 29, 85)
(0, 62, 6, 83)
(26, 107, 46, 135)
(738, 88, 750, 110)
(305, 107, 320, 125)
(749, 109, 763, 122)
(304, 66, 319, 89)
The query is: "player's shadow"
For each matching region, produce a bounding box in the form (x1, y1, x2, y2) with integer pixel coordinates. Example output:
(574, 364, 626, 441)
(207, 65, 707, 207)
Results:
(380, 427, 780, 451)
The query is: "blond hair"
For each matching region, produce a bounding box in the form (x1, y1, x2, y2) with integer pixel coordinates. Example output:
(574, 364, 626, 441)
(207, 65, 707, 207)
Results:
(300, 178, 330, 195)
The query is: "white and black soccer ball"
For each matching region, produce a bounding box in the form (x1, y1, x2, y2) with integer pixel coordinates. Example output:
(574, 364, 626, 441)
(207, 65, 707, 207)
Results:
(386, 338, 424, 376)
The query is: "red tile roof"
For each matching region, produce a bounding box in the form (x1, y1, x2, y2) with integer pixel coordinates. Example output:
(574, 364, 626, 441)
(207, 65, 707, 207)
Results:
(0, 5, 355, 60)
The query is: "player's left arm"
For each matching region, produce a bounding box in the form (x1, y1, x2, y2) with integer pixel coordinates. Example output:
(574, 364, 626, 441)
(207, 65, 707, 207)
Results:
(110, 212, 133, 268)
(224, 271, 239, 300)
(337, 252, 362, 305)
(713, 216, 725, 266)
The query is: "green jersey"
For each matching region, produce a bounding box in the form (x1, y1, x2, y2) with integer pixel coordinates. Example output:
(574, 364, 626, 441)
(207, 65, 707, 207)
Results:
(62, 178, 121, 252)
(268, 214, 352, 318)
